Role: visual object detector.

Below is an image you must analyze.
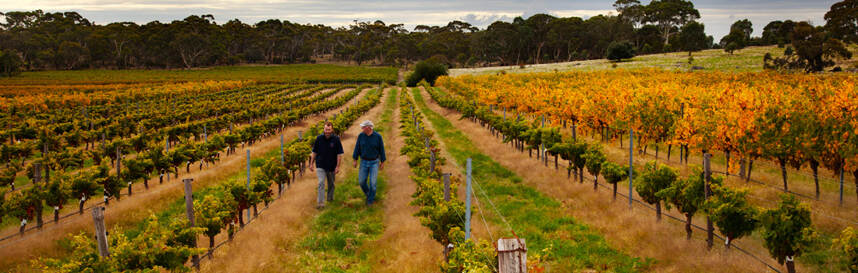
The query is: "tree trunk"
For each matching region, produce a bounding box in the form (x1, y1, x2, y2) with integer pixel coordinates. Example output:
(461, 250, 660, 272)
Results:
(36, 203, 43, 229)
(209, 235, 216, 249)
(746, 160, 754, 183)
(685, 214, 693, 240)
(655, 144, 659, 160)
(786, 257, 796, 273)
(739, 158, 747, 179)
(238, 210, 245, 227)
(613, 183, 618, 201)
(253, 204, 259, 217)
(655, 201, 662, 222)
(725, 150, 731, 175)
(667, 144, 672, 161)
(79, 198, 85, 214)
(53, 207, 59, 222)
(554, 154, 558, 170)
(594, 176, 599, 191)
(810, 160, 819, 199)
(779, 158, 789, 192)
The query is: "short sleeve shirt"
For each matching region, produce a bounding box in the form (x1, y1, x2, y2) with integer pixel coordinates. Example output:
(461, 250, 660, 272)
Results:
(312, 134, 344, 172)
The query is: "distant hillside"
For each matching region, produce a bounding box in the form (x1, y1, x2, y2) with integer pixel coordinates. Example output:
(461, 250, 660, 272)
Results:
(451, 45, 858, 76)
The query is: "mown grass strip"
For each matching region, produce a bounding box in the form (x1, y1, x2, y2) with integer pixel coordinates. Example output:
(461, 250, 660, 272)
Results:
(411, 88, 653, 272)
(283, 88, 397, 273)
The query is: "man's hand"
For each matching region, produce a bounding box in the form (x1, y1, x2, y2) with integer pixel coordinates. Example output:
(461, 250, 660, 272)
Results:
(353, 160, 357, 168)
(335, 166, 340, 174)
(379, 162, 384, 170)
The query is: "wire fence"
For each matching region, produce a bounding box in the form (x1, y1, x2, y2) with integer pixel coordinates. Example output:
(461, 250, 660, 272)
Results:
(446, 95, 789, 273)
(0, 88, 363, 245)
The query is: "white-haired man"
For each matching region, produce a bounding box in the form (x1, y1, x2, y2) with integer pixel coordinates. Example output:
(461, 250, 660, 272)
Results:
(352, 120, 385, 206)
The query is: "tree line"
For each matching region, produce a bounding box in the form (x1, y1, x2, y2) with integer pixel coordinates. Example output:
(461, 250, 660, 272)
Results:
(0, 0, 855, 72)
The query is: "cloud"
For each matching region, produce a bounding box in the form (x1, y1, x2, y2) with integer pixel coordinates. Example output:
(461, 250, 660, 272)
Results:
(459, 12, 518, 28)
(0, 0, 840, 39)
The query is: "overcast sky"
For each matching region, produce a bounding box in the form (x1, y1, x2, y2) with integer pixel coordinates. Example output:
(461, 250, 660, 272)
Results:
(0, 0, 840, 39)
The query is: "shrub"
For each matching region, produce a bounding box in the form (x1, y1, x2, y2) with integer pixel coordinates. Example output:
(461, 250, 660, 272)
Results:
(0, 49, 23, 77)
(606, 41, 636, 62)
(406, 60, 448, 87)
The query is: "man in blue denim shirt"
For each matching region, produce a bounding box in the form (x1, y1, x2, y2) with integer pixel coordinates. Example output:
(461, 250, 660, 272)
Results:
(352, 120, 386, 206)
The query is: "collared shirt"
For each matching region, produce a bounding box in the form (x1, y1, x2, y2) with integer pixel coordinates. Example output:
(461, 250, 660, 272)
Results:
(312, 134, 344, 172)
(352, 131, 386, 162)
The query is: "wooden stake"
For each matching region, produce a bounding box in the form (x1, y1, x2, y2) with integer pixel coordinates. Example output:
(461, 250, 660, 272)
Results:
(92, 206, 109, 257)
(183, 178, 200, 270)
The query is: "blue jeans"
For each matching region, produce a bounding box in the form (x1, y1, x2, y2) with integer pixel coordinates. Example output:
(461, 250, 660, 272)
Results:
(358, 159, 379, 204)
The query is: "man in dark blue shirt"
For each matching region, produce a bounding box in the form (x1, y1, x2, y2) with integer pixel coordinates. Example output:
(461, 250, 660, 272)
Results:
(312, 122, 344, 209)
(352, 120, 385, 206)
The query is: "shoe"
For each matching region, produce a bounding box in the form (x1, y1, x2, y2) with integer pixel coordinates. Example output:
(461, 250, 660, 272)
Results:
(316, 204, 325, 210)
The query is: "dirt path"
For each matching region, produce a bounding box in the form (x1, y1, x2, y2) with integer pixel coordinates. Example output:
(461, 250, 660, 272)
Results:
(368, 88, 440, 273)
(418, 88, 791, 273)
(0, 89, 363, 271)
(199, 89, 388, 273)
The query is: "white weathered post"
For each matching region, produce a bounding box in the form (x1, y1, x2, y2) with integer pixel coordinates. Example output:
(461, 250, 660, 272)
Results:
(182, 178, 200, 270)
(704, 153, 714, 249)
(497, 238, 527, 273)
(629, 129, 634, 209)
(443, 173, 451, 202)
(840, 166, 845, 206)
(246, 149, 251, 222)
(465, 158, 472, 240)
(92, 206, 109, 257)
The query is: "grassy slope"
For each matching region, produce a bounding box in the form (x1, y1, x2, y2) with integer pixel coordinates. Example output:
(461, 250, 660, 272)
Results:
(0, 64, 397, 85)
(451, 45, 858, 76)
(411, 88, 651, 272)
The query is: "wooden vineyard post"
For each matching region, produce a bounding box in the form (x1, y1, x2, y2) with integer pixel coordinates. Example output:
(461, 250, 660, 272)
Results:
(629, 129, 634, 209)
(704, 153, 714, 249)
(280, 134, 284, 164)
(840, 166, 845, 206)
(280, 133, 284, 197)
(92, 206, 109, 257)
(246, 149, 252, 222)
(425, 137, 435, 173)
(465, 158, 472, 240)
(298, 131, 304, 176)
(182, 178, 200, 270)
(443, 173, 451, 202)
(165, 138, 171, 181)
(497, 238, 527, 273)
(33, 163, 44, 229)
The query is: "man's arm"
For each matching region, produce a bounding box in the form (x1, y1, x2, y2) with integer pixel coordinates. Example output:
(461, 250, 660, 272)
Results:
(336, 138, 344, 173)
(352, 135, 360, 168)
(378, 134, 386, 170)
(310, 137, 318, 166)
